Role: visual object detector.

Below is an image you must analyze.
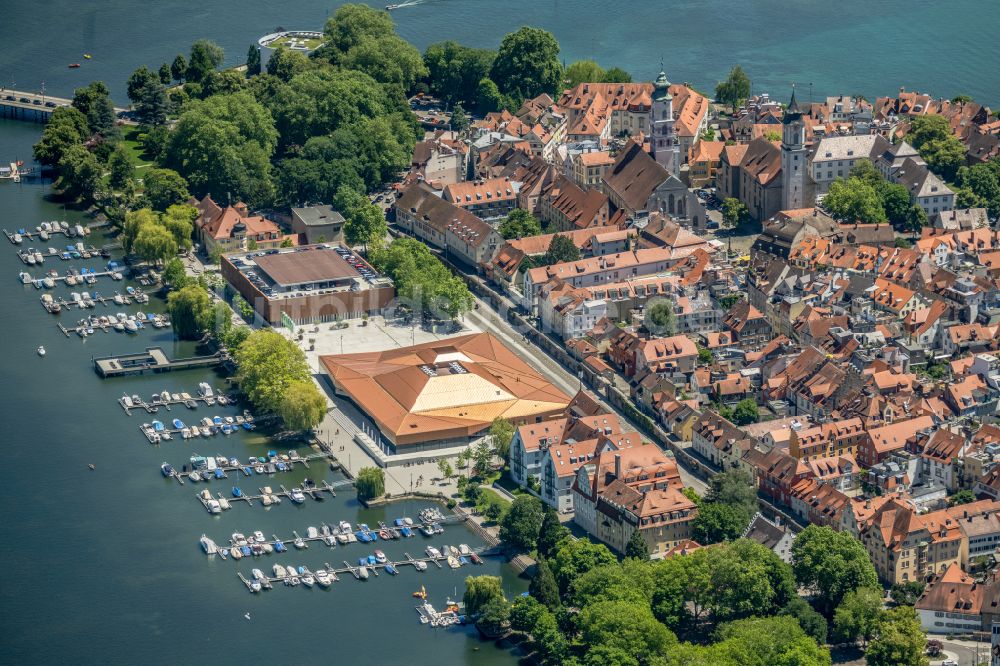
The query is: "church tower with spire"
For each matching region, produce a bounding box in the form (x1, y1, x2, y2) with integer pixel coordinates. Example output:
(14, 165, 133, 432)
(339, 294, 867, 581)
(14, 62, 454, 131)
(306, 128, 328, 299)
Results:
(651, 69, 679, 176)
(781, 86, 808, 210)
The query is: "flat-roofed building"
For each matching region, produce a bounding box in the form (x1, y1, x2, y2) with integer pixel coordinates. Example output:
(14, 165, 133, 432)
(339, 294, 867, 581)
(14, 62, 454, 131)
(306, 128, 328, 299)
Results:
(221, 244, 394, 325)
(290, 205, 345, 244)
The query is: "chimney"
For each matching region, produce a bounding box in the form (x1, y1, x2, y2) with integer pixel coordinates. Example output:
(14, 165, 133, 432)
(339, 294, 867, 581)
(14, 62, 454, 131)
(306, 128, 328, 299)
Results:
(614, 454, 622, 479)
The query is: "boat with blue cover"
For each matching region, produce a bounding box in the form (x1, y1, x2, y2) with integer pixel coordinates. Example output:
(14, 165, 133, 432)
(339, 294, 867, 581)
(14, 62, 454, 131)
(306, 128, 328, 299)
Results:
(385, 563, 398, 575)
(274, 540, 286, 552)
(173, 419, 185, 429)
(160, 462, 174, 477)
(232, 487, 243, 498)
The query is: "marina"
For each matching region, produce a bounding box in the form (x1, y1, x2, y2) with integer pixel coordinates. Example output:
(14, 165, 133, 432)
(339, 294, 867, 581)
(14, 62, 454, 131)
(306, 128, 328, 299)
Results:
(16, 243, 106, 264)
(202, 517, 453, 559)
(234, 546, 485, 593)
(93, 347, 227, 377)
(21, 267, 125, 288)
(195, 481, 354, 512)
(4, 222, 92, 244)
(161, 450, 332, 483)
(38, 288, 152, 314)
(119, 384, 234, 414)
(58, 312, 169, 337)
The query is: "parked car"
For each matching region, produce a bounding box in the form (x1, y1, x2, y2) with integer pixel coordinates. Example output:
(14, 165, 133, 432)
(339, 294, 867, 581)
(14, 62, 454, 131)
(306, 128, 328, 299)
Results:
(45, 101, 57, 108)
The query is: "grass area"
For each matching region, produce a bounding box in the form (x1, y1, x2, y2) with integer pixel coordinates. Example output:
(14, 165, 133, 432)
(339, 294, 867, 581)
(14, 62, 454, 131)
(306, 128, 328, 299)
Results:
(119, 125, 156, 169)
(495, 468, 530, 496)
(270, 34, 324, 50)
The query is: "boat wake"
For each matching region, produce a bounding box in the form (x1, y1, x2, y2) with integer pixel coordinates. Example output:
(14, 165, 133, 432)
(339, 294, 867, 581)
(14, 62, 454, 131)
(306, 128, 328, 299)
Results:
(386, 0, 425, 9)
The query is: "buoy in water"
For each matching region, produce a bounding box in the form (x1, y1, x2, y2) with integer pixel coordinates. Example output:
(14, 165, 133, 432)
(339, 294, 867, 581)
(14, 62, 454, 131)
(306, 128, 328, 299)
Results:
(88, 464, 96, 470)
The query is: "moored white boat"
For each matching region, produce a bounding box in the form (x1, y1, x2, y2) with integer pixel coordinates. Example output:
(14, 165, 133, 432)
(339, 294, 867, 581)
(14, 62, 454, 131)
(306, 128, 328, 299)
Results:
(200, 534, 218, 554)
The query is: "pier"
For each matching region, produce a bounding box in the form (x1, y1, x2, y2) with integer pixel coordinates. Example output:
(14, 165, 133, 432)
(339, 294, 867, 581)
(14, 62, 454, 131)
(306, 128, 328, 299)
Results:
(234, 549, 485, 593)
(119, 388, 234, 415)
(164, 451, 335, 484)
(0, 90, 129, 124)
(94, 347, 227, 378)
(4, 225, 93, 244)
(196, 482, 343, 512)
(24, 269, 121, 285)
(16, 245, 102, 264)
(60, 315, 168, 338)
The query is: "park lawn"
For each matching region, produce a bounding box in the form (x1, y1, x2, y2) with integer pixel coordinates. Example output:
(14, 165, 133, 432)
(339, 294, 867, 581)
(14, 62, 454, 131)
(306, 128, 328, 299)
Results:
(495, 468, 529, 497)
(119, 125, 156, 168)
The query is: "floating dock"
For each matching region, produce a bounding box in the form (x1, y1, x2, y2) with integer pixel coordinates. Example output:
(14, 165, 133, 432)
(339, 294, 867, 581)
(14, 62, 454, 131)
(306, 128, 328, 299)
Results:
(196, 481, 348, 512)
(119, 389, 233, 415)
(94, 347, 226, 378)
(209, 521, 430, 557)
(164, 451, 334, 484)
(234, 549, 485, 593)
(60, 316, 168, 338)
(4, 226, 91, 244)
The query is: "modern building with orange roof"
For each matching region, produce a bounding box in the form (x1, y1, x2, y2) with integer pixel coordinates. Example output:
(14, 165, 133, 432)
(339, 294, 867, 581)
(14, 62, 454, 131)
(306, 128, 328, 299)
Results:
(320, 333, 572, 454)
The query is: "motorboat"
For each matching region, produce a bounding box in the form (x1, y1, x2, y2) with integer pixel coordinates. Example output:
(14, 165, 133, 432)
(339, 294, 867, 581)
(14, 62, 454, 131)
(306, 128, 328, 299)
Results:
(458, 544, 472, 557)
(374, 549, 387, 564)
(160, 462, 174, 477)
(198, 382, 214, 398)
(274, 540, 286, 552)
(300, 569, 315, 587)
(287, 576, 300, 587)
(289, 488, 306, 504)
(294, 537, 306, 549)
(252, 531, 264, 543)
(470, 552, 483, 565)
(336, 533, 349, 544)
(231, 533, 248, 547)
(414, 560, 428, 572)
(315, 570, 333, 587)
(37, 346, 45, 357)
(448, 545, 460, 558)
(252, 568, 266, 582)
(172, 419, 185, 429)
(426, 546, 441, 559)
(124, 319, 138, 333)
(357, 565, 369, 580)
(306, 526, 319, 539)
(205, 499, 221, 514)
(12, 233, 22, 244)
(19, 272, 31, 284)
(447, 555, 460, 569)
(232, 486, 243, 498)
(218, 548, 228, 560)
(230, 546, 243, 560)
(200, 534, 218, 554)
(42, 277, 54, 288)
(385, 564, 398, 575)
(273, 564, 288, 578)
(420, 524, 435, 537)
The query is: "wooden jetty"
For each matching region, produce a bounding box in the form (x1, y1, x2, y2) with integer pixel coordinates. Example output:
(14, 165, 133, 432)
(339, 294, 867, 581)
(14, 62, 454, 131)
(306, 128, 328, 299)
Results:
(4, 226, 92, 244)
(60, 316, 168, 338)
(196, 481, 339, 511)
(23, 269, 120, 284)
(234, 550, 485, 593)
(94, 347, 226, 378)
(119, 389, 232, 415)
(166, 452, 341, 484)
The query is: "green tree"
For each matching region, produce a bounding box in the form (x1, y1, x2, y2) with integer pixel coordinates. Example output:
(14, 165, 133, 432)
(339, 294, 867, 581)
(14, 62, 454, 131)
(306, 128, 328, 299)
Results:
(142, 168, 190, 210)
(373, 237, 473, 318)
(904, 204, 928, 233)
(162, 257, 190, 289)
(645, 300, 677, 336)
(484, 500, 504, 523)
(489, 27, 562, 104)
(864, 606, 928, 666)
(278, 380, 326, 432)
(158, 62, 172, 85)
(165, 91, 277, 207)
(488, 417, 515, 461)
(500, 495, 544, 550)
(320, 3, 395, 58)
(449, 103, 469, 133)
(133, 77, 170, 126)
(530, 559, 561, 609)
(475, 596, 511, 637)
(340, 34, 427, 91)
(161, 204, 196, 250)
(782, 596, 829, 645)
(534, 608, 570, 665)
(698, 346, 713, 365)
(108, 144, 134, 190)
(463, 574, 506, 615)
(171, 54, 188, 82)
(715, 65, 751, 112)
(625, 530, 650, 560)
(834, 587, 884, 647)
(564, 60, 606, 88)
(186, 39, 224, 83)
(536, 507, 569, 560)
(732, 398, 759, 425)
(570, 562, 652, 608)
(266, 47, 313, 82)
(907, 115, 966, 181)
(823, 177, 884, 224)
(343, 200, 388, 255)
(33, 106, 89, 166)
(602, 67, 632, 83)
(881, 183, 912, 227)
(499, 208, 542, 239)
(127, 66, 160, 106)
(167, 284, 212, 339)
(578, 600, 677, 664)
(763, 129, 782, 142)
(509, 594, 546, 634)
(714, 615, 832, 666)
(234, 329, 312, 413)
(246, 44, 261, 76)
(72, 81, 119, 138)
(474, 77, 509, 113)
(57, 144, 102, 202)
(471, 437, 494, 476)
(721, 197, 749, 227)
(424, 41, 496, 108)
(355, 466, 385, 502)
(551, 538, 617, 595)
(948, 489, 976, 506)
(437, 458, 453, 480)
(544, 234, 581, 264)
(132, 223, 178, 263)
(791, 525, 879, 614)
